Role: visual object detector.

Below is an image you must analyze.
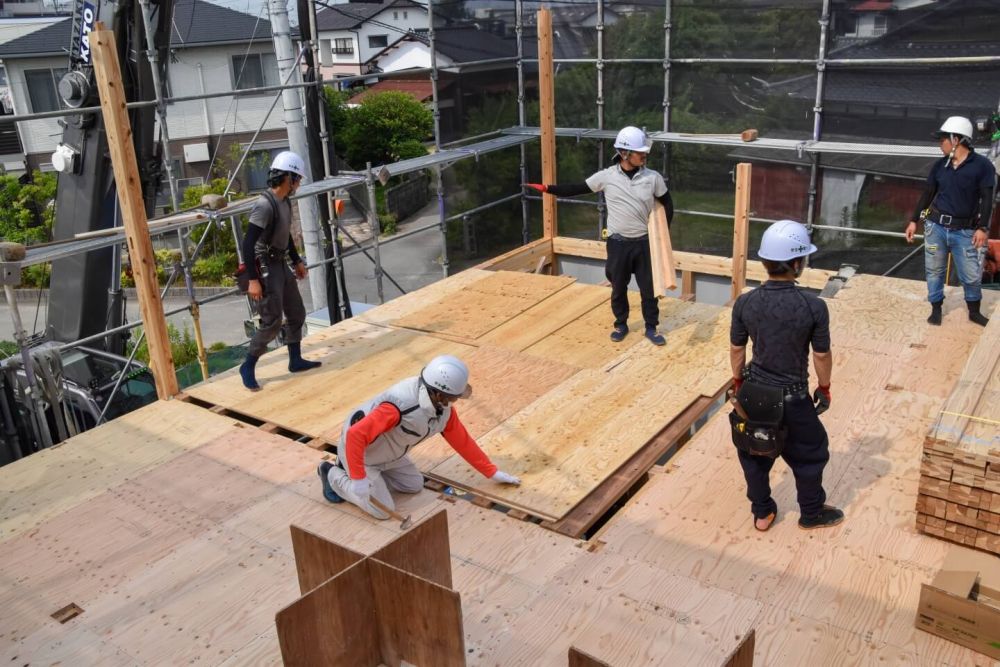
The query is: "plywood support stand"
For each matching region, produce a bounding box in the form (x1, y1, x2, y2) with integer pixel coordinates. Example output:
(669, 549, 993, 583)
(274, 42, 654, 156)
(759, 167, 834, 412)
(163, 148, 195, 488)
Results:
(538, 8, 558, 239)
(730, 162, 751, 302)
(91, 23, 177, 398)
(648, 201, 677, 294)
(276, 509, 465, 666)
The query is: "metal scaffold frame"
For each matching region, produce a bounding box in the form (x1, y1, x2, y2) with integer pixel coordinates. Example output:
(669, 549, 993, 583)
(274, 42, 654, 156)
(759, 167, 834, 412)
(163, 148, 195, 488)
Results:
(1, 0, 995, 452)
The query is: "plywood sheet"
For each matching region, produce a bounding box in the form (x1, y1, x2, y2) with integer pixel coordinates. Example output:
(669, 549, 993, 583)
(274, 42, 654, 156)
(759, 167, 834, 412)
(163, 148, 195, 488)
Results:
(408, 344, 581, 473)
(191, 326, 475, 439)
(479, 282, 611, 351)
(428, 308, 732, 520)
(393, 271, 575, 340)
(0, 400, 238, 540)
(355, 268, 493, 327)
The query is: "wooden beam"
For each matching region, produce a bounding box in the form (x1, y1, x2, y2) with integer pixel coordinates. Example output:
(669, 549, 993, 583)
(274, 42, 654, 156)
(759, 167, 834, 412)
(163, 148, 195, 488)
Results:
(474, 237, 553, 272)
(91, 24, 178, 399)
(537, 8, 558, 239)
(648, 202, 677, 293)
(681, 270, 695, 301)
(552, 237, 835, 290)
(731, 162, 751, 302)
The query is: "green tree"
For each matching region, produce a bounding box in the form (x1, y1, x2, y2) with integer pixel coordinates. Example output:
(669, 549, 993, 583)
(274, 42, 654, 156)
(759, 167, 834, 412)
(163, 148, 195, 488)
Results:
(327, 90, 433, 168)
(0, 171, 58, 245)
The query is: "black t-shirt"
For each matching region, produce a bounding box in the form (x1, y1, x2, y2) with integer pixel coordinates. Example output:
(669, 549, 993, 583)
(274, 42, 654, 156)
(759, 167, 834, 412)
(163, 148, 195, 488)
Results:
(730, 281, 831, 387)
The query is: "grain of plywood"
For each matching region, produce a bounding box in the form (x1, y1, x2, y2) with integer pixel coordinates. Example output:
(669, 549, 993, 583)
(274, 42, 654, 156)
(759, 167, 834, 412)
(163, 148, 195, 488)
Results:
(290, 525, 365, 595)
(0, 400, 237, 540)
(428, 309, 732, 521)
(355, 268, 492, 327)
(393, 271, 575, 340)
(479, 282, 610, 351)
(371, 509, 452, 588)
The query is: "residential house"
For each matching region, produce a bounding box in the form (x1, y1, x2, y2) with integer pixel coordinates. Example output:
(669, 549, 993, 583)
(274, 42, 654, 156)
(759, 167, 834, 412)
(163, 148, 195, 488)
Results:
(315, 0, 437, 80)
(0, 0, 292, 194)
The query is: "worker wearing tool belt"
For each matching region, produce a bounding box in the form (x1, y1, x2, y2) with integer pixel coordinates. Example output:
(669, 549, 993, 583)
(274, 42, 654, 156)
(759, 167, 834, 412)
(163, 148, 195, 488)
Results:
(729, 220, 843, 532)
(318, 355, 522, 519)
(525, 126, 673, 346)
(237, 151, 321, 391)
(905, 116, 997, 327)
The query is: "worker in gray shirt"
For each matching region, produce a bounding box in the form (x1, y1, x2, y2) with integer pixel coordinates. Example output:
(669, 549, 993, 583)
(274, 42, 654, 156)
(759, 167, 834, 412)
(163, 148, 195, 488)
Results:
(527, 126, 673, 345)
(238, 151, 321, 391)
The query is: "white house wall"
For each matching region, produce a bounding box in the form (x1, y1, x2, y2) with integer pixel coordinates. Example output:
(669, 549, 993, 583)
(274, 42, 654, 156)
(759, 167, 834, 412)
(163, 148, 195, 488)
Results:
(376, 40, 432, 72)
(7, 45, 290, 160)
(6, 55, 66, 158)
(164, 45, 289, 141)
(317, 4, 432, 79)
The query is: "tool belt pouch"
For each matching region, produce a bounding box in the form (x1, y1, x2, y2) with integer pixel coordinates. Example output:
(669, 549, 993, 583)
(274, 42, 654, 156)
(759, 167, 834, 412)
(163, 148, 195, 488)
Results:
(729, 382, 787, 459)
(234, 259, 264, 294)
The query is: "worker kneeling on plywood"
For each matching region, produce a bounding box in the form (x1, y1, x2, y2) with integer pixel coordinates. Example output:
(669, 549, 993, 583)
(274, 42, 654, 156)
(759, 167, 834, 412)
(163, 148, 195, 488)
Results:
(729, 220, 844, 532)
(317, 355, 521, 519)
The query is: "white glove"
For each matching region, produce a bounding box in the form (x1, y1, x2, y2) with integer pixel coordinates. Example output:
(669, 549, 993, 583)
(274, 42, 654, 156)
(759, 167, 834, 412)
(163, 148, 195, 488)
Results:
(350, 478, 371, 501)
(491, 470, 521, 485)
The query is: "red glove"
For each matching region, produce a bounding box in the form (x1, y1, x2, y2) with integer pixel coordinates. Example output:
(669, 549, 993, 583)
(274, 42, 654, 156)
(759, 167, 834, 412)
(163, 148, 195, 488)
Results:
(813, 384, 831, 415)
(732, 377, 744, 392)
(524, 183, 548, 193)
(816, 384, 831, 401)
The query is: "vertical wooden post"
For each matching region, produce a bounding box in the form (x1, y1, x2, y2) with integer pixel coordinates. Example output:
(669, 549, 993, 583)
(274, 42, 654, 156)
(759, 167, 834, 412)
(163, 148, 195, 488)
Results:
(91, 23, 178, 399)
(730, 162, 752, 302)
(537, 9, 558, 239)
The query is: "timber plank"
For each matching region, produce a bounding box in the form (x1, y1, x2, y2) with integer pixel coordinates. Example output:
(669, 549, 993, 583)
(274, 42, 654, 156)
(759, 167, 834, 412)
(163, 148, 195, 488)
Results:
(479, 282, 611, 351)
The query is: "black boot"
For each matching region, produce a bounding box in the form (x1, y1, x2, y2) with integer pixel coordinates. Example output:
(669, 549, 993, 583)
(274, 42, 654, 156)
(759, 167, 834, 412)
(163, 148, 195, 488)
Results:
(239, 353, 261, 391)
(288, 342, 321, 372)
(968, 300, 990, 327)
(927, 301, 943, 326)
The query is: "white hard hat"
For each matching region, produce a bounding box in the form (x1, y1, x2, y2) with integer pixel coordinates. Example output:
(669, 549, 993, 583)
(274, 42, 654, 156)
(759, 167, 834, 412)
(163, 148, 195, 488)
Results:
(270, 151, 306, 177)
(614, 126, 652, 153)
(757, 220, 817, 262)
(935, 116, 974, 141)
(421, 355, 469, 397)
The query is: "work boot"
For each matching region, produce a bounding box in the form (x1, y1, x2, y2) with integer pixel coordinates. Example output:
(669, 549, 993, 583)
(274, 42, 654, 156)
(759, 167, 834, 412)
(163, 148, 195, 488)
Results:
(239, 353, 261, 391)
(967, 300, 990, 327)
(287, 342, 321, 372)
(644, 326, 666, 346)
(317, 461, 343, 503)
(610, 324, 629, 342)
(927, 301, 943, 326)
(798, 505, 844, 530)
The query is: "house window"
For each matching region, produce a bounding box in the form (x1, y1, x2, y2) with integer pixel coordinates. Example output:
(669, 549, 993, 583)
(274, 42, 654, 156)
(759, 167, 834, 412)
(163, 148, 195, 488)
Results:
(368, 34, 388, 48)
(393, 11, 398, 19)
(24, 68, 67, 113)
(403, 11, 408, 19)
(332, 37, 353, 55)
(232, 53, 279, 91)
(872, 14, 887, 36)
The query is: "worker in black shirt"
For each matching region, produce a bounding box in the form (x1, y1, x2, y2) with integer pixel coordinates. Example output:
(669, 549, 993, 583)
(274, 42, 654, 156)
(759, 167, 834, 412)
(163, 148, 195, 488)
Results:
(238, 151, 321, 391)
(526, 126, 674, 346)
(905, 116, 997, 327)
(729, 220, 843, 532)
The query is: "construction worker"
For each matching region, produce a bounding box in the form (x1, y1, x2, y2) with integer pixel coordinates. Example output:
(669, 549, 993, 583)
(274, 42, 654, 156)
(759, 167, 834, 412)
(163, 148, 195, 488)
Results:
(729, 220, 843, 532)
(317, 355, 521, 519)
(238, 151, 321, 391)
(526, 126, 673, 346)
(905, 116, 997, 327)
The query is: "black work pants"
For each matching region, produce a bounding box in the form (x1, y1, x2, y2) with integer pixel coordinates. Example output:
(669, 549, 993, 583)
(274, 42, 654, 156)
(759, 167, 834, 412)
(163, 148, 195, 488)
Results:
(736, 394, 829, 520)
(605, 236, 658, 329)
(248, 258, 306, 358)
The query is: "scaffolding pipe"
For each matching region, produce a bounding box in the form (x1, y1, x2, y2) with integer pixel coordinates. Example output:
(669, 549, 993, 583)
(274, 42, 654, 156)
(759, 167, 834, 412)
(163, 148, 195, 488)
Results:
(594, 0, 607, 240)
(364, 163, 385, 303)
(3, 284, 53, 448)
(661, 0, 672, 178)
(428, 0, 450, 278)
(516, 0, 529, 244)
(805, 0, 831, 233)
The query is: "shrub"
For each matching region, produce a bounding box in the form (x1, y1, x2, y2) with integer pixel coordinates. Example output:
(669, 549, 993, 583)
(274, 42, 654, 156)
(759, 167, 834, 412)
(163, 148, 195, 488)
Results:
(378, 212, 398, 236)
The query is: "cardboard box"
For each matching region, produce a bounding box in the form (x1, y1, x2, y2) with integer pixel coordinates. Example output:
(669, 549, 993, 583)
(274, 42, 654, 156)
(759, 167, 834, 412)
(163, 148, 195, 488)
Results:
(916, 547, 1000, 659)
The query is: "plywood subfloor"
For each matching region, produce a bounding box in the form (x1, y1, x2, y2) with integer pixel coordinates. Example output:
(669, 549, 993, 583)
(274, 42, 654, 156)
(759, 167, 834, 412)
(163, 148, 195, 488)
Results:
(4, 271, 996, 666)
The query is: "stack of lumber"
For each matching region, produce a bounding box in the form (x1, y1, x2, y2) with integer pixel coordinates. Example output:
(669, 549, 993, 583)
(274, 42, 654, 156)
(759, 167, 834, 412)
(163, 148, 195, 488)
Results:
(917, 305, 1000, 553)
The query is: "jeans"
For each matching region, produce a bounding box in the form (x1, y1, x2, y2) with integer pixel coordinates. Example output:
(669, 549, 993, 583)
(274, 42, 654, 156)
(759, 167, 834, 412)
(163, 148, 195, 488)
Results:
(924, 221, 986, 304)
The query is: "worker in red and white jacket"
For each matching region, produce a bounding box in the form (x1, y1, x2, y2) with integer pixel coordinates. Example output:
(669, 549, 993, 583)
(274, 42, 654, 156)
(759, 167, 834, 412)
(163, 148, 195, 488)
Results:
(318, 355, 521, 519)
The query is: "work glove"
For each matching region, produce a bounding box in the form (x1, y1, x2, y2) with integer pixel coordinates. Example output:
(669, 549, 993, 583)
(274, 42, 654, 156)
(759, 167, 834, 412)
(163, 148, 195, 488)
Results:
(813, 385, 831, 415)
(491, 470, 521, 485)
(524, 183, 548, 193)
(350, 477, 371, 502)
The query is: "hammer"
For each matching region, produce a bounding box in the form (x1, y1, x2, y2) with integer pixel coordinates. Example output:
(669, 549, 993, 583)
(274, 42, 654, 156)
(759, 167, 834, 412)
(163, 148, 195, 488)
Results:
(369, 497, 412, 530)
